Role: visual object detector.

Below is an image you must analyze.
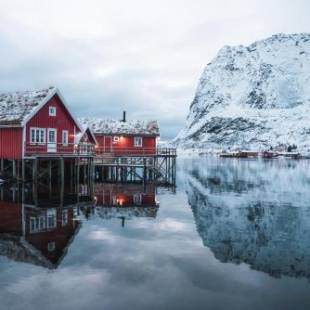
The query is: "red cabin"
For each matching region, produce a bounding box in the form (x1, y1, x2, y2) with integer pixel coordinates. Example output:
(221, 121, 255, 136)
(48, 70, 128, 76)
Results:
(80, 114, 160, 156)
(0, 87, 95, 159)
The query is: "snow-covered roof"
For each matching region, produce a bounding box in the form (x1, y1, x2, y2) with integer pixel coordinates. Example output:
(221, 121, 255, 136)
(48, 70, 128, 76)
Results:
(0, 87, 56, 125)
(79, 118, 160, 136)
(74, 123, 97, 144)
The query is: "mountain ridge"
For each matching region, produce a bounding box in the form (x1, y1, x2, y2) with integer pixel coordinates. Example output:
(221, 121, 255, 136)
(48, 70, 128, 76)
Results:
(175, 33, 310, 151)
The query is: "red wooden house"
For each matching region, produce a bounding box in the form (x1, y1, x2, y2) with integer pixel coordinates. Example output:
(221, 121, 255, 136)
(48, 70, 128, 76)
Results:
(80, 113, 160, 156)
(0, 87, 95, 160)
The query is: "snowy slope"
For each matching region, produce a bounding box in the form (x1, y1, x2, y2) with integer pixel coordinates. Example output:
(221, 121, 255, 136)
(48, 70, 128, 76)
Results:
(175, 33, 310, 151)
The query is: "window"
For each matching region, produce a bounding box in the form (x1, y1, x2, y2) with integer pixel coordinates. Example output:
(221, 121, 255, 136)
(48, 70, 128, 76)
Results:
(30, 128, 46, 144)
(47, 209, 57, 229)
(62, 210, 68, 226)
(47, 242, 56, 252)
(30, 217, 37, 233)
(133, 193, 142, 205)
(49, 106, 56, 116)
(30, 216, 46, 233)
(62, 130, 69, 145)
(48, 129, 57, 143)
(134, 136, 142, 147)
(112, 195, 118, 205)
(73, 207, 78, 218)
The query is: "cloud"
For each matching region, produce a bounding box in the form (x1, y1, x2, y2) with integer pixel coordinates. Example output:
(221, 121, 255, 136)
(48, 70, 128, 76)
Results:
(0, 0, 309, 138)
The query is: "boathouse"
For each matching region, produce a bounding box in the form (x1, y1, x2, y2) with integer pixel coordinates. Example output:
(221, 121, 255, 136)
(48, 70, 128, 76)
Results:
(0, 86, 95, 159)
(79, 113, 160, 156)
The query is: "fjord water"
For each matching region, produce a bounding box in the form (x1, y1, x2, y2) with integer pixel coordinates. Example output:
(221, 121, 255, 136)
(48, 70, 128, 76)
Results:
(1, 157, 310, 310)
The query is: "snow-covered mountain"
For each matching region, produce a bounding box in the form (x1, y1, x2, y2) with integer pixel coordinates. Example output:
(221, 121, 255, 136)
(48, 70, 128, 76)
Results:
(175, 33, 310, 151)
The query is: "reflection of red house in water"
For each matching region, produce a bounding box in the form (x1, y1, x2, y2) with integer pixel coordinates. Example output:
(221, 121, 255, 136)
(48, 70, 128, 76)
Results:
(0, 201, 80, 269)
(94, 183, 158, 207)
(79, 113, 160, 156)
(94, 183, 159, 224)
(25, 206, 80, 267)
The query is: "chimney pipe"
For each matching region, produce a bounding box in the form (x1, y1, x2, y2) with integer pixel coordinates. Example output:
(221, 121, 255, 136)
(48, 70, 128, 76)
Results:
(123, 111, 126, 122)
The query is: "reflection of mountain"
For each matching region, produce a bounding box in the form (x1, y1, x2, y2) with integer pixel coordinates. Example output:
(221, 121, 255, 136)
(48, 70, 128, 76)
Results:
(185, 158, 310, 280)
(94, 183, 159, 225)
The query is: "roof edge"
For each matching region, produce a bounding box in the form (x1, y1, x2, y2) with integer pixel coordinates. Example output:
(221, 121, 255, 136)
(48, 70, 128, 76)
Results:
(21, 88, 82, 132)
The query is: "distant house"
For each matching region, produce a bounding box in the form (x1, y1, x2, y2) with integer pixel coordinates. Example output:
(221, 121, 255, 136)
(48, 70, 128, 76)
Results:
(0, 87, 95, 160)
(79, 113, 160, 156)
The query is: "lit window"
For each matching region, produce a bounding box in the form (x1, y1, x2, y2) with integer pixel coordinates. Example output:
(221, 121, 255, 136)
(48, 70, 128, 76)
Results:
(62, 130, 69, 145)
(49, 106, 56, 116)
(134, 136, 142, 147)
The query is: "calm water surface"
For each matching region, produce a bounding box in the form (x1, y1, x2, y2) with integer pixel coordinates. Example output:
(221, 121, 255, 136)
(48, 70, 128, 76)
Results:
(0, 157, 310, 310)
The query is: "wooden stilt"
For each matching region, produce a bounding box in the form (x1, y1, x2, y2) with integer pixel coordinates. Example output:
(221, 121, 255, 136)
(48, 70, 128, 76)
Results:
(60, 157, 64, 206)
(33, 158, 38, 184)
(21, 159, 25, 182)
(12, 160, 16, 179)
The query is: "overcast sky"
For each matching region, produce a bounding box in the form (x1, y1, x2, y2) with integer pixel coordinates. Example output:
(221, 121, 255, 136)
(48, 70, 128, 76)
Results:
(0, 0, 309, 138)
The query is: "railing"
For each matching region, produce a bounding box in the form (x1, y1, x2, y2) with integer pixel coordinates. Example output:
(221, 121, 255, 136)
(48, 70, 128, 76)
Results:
(95, 147, 177, 157)
(25, 142, 95, 157)
(24, 143, 176, 158)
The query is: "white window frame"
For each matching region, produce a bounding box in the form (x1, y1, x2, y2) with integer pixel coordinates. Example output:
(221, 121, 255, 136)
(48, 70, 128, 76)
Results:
(134, 136, 143, 147)
(62, 130, 69, 146)
(62, 209, 68, 226)
(29, 215, 46, 233)
(30, 127, 46, 144)
(47, 242, 56, 252)
(47, 209, 57, 229)
(47, 128, 57, 144)
(49, 106, 56, 116)
(133, 193, 142, 205)
(30, 217, 37, 233)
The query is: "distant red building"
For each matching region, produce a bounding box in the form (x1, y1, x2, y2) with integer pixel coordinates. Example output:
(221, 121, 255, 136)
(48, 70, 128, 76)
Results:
(80, 113, 160, 156)
(0, 87, 96, 159)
